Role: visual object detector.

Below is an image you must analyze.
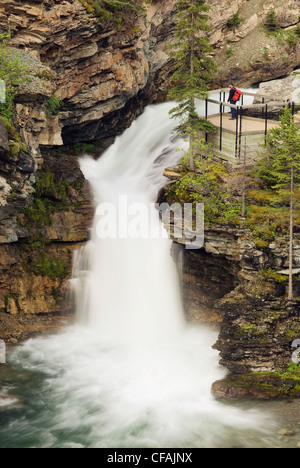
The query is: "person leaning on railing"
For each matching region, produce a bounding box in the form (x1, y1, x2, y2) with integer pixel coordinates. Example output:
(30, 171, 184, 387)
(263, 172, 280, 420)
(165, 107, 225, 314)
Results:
(228, 84, 242, 120)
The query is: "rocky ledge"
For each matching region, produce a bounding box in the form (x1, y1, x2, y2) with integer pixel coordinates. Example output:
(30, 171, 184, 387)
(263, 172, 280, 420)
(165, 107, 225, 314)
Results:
(212, 369, 300, 400)
(184, 227, 300, 400)
(162, 161, 300, 399)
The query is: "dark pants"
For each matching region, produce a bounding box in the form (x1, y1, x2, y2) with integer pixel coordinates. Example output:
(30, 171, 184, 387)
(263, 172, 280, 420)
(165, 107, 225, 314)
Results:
(230, 100, 238, 119)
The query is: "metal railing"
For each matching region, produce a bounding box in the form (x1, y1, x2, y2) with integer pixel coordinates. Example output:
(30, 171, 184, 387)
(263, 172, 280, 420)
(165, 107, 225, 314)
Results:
(203, 88, 296, 159)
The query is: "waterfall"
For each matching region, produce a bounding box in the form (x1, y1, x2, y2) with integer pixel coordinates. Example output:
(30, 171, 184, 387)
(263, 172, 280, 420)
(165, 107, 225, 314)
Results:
(71, 103, 187, 344)
(0, 101, 276, 449)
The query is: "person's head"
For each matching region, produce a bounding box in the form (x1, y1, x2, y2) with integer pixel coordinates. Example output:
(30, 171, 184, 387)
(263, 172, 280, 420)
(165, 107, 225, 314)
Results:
(229, 84, 234, 89)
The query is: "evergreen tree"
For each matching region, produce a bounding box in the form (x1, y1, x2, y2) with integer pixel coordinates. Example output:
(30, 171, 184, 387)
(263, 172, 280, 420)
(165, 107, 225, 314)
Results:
(256, 107, 300, 301)
(168, 0, 216, 171)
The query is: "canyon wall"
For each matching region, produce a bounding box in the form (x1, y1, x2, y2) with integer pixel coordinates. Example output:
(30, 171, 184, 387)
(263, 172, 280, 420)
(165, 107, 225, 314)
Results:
(0, 0, 300, 342)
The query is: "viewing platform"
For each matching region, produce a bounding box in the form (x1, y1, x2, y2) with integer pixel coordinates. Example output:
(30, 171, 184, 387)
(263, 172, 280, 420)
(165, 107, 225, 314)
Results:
(200, 89, 296, 163)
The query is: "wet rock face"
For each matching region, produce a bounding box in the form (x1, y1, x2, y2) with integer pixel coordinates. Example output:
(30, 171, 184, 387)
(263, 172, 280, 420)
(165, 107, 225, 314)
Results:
(181, 248, 239, 324)
(214, 295, 300, 374)
(173, 226, 300, 375)
(0, 148, 94, 342)
(212, 371, 300, 400)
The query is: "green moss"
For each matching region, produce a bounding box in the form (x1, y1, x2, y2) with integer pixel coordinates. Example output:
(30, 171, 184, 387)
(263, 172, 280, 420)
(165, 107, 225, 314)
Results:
(221, 366, 300, 399)
(70, 143, 95, 156)
(260, 269, 288, 284)
(4, 293, 19, 312)
(21, 199, 53, 228)
(36, 168, 71, 201)
(34, 254, 68, 281)
(240, 323, 256, 334)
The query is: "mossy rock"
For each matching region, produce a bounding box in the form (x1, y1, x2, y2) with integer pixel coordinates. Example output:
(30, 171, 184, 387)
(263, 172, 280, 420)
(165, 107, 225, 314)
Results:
(212, 370, 300, 400)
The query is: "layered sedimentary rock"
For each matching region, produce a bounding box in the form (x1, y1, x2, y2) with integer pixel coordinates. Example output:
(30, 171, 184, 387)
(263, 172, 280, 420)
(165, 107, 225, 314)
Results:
(0, 0, 178, 160)
(0, 0, 177, 340)
(181, 224, 300, 372)
(0, 146, 93, 342)
(0, 0, 299, 345)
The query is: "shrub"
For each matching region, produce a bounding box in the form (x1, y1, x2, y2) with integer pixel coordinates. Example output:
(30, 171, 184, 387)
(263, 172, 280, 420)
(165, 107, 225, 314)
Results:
(79, 0, 145, 26)
(227, 12, 241, 29)
(34, 254, 68, 280)
(46, 94, 63, 117)
(265, 8, 280, 35)
(0, 32, 28, 121)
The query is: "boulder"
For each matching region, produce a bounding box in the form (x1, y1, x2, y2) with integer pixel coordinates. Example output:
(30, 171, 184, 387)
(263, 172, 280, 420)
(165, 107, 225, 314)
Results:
(255, 73, 300, 106)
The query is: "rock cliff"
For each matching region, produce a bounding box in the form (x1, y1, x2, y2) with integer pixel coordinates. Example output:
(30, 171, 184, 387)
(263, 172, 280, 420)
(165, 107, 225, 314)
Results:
(0, 0, 177, 160)
(1, 0, 299, 166)
(0, 0, 177, 340)
(163, 159, 300, 398)
(0, 0, 300, 345)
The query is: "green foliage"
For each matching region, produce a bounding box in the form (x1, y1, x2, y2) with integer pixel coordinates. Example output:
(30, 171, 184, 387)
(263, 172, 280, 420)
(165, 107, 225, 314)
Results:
(168, 0, 217, 144)
(20, 167, 74, 230)
(227, 12, 241, 29)
(35, 167, 73, 202)
(46, 94, 63, 117)
(245, 203, 300, 247)
(0, 32, 28, 121)
(80, 0, 145, 26)
(71, 142, 95, 155)
(284, 30, 298, 48)
(167, 140, 242, 227)
(260, 269, 288, 284)
(264, 8, 280, 35)
(22, 199, 53, 228)
(34, 254, 68, 281)
(256, 107, 300, 193)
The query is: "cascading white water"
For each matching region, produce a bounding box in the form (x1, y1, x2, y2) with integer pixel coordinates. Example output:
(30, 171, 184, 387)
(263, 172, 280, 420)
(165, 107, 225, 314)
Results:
(0, 99, 278, 449)
(72, 103, 187, 344)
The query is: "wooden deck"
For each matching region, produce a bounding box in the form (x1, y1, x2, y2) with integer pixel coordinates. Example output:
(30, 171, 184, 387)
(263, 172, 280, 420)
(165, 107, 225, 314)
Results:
(208, 113, 280, 134)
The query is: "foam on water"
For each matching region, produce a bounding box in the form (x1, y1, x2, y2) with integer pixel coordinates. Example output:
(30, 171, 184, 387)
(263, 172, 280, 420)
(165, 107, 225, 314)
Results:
(0, 99, 277, 448)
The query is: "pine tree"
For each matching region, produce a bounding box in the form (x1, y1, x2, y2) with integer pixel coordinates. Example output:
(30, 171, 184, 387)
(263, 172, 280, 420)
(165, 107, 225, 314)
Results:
(256, 107, 300, 301)
(168, 0, 216, 171)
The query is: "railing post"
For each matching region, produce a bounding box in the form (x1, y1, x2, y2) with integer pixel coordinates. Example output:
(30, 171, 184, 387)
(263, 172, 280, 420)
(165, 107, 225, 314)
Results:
(235, 108, 239, 158)
(265, 104, 268, 146)
(238, 107, 243, 161)
(220, 102, 223, 151)
(205, 99, 208, 143)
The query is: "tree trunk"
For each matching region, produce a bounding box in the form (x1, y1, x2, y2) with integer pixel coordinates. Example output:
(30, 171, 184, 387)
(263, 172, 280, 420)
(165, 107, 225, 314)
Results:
(189, 131, 196, 172)
(288, 164, 294, 302)
(189, 3, 196, 172)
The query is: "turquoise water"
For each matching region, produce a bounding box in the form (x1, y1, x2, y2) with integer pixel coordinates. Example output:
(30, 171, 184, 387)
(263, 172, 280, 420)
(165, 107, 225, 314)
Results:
(0, 101, 292, 449)
(0, 326, 281, 449)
